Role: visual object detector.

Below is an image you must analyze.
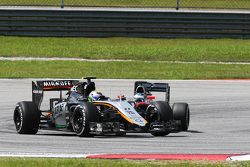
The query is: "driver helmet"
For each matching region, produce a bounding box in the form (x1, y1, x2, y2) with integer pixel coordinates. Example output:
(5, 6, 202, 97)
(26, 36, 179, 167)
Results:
(134, 93, 145, 102)
(89, 91, 102, 101)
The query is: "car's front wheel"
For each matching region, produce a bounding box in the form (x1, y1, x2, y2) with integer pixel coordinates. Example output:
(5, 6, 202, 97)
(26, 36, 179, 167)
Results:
(71, 102, 99, 137)
(148, 101, 173, 136)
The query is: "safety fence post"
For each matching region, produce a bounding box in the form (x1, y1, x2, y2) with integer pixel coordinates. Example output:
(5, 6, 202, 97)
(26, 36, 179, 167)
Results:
(176, 0, 180, 10)
(61, 0, 64, 8)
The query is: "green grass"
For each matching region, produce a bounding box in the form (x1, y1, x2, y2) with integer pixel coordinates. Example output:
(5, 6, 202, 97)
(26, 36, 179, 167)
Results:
(1, 37, 250, 63)
(0, 0, 250, 8)
(0, 60, 249, 79)
(0, 36, 249, 79)
(180, 0, 250, 9)
(0, 158, 249, 167)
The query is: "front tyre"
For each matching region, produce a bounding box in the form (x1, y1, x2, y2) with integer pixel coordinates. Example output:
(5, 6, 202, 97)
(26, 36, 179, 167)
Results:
(149, 101, 173, 136)
(13, 101, 40, 134)
(71, 102, 99, 137)
(172, 103, 190, 131)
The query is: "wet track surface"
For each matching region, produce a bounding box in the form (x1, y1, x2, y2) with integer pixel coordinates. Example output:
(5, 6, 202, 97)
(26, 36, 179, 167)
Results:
(0, 79, 250, 155)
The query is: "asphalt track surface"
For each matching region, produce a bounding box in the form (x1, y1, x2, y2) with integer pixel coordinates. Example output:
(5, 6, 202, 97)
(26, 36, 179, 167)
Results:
(0, 79, 250, 155)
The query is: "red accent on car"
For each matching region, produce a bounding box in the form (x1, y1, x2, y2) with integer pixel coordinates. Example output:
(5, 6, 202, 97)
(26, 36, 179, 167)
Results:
(43, 86, 72, 90)
(135, 102, 147, 108)
(147, 95, 155, 100)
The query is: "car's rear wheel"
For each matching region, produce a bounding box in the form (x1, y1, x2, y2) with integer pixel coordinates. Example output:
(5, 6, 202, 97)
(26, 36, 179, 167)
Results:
(172, 103, 190, 131)
(13, 101, 40, 134)
(71, 102, 99, 137)
(149, 101, 173, 136)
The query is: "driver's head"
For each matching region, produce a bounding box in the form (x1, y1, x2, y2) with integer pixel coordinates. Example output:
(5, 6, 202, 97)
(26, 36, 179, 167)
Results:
(134, 93, 145, 102)
(89, 91, 102, 101)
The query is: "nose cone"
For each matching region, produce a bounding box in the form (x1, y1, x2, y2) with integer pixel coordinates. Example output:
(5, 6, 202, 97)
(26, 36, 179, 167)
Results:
(132, 118, 147, 126)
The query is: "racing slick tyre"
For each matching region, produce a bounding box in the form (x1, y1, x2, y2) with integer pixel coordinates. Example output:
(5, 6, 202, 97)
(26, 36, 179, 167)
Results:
(149, 101, 173, 136)
(13, 101, 40, 134)
(172, 103, 190, 131)
(72, 102, 99, 137)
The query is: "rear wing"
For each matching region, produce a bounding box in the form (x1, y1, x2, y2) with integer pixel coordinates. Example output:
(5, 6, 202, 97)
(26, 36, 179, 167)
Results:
(134, 81, 170, 102)
(32, 80, 79, 109)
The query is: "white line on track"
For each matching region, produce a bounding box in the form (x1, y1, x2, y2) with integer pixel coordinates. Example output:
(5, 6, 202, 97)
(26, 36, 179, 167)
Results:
(1, 57, 250, 65)
(227, 155, 250, 161)
(0, 153, 92, 158)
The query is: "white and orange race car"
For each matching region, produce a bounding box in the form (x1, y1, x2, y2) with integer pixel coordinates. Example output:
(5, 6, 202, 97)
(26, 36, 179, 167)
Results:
(13, 77, 190, 137)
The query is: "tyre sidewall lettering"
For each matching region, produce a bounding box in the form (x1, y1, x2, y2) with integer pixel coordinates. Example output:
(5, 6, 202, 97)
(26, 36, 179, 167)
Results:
(73, 106, 86, 134)
(16, 105, 23, 133)
(79, 108, 86, 134)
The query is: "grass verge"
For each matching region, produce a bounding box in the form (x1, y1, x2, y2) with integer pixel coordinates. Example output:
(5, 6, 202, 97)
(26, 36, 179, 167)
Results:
(0, 0, 250, 8)
(0, 158, 249, 167)
(0, 60, 249, 79)
(0, 37, 250, 63)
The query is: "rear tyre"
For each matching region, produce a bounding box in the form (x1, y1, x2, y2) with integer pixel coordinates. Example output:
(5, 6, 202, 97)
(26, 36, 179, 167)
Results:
(13, 101, 40, 134)
(172, 103, 190, 131)
(149, 101, 173, 136)
(71, 102, 99, 137)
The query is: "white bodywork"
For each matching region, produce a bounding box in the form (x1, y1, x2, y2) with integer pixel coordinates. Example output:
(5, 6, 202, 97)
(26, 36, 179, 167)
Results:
(97, 100, 147, 126)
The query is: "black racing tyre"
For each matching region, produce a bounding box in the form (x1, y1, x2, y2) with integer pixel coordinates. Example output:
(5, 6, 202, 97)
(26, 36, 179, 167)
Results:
(149, 101, 173, 136)
(13, 101, 40, 134)
(172, 103, 190, 131)
(150, 101, 173, 122)
(71, 102, 99, 137)
(151, 131, 170, 136)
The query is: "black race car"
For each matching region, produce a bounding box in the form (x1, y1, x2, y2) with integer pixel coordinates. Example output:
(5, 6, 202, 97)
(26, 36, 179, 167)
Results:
(13, 77, 190, 137)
